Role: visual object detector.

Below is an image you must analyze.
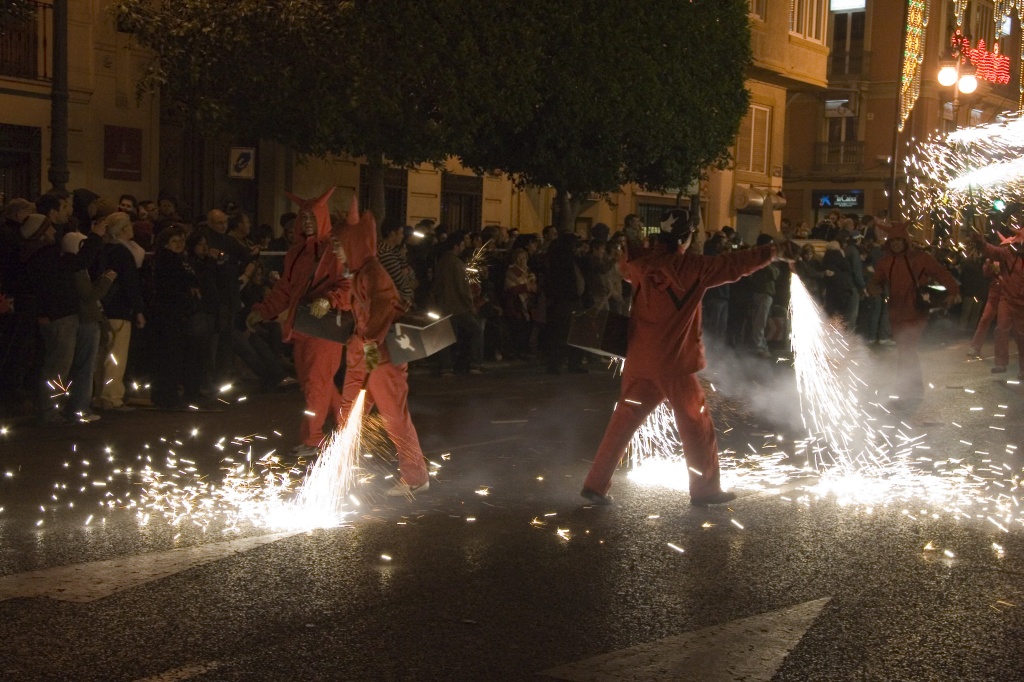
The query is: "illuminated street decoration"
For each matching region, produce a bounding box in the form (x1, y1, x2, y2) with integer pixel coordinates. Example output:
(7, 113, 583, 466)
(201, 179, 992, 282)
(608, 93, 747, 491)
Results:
(899, 0, 930, 132)
(992, 1, 1024, 108)
(951, 31, 1011, 85)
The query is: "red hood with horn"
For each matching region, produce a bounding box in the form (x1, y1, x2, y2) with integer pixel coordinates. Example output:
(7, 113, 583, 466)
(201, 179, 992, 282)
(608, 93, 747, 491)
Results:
(285, 187, 334, 241)
(335, 196, 377, 271)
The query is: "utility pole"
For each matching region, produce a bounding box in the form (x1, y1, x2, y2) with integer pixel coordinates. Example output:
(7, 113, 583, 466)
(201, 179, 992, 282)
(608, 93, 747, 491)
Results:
(47, 0, 69, 191)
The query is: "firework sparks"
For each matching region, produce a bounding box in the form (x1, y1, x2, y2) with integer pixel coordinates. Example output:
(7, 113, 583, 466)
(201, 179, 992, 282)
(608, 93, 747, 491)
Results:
(128, 391, 371, 533)
(903, 113, 1024, 229)
(627, 273, 1023, 536)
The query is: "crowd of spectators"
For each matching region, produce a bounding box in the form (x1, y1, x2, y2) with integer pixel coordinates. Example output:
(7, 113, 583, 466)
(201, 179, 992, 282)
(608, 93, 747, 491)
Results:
(0, 190, 298, 424)
(1, 189, 1020, 426)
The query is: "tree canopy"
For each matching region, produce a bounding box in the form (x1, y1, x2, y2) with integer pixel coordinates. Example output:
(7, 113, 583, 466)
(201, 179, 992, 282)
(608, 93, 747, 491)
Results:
(112, 0, 751, 227)
(458, 0, 752, 229)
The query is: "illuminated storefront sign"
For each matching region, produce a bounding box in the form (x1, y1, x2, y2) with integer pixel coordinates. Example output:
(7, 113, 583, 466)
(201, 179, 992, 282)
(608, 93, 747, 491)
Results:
(812, 190, 864, 209)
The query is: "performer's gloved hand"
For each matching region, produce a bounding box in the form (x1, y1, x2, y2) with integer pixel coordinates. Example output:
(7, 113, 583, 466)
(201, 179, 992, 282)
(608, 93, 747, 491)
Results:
(245, 310, 263, 332)
(364, 342, 381, 371)
(309, 298, 330, 319)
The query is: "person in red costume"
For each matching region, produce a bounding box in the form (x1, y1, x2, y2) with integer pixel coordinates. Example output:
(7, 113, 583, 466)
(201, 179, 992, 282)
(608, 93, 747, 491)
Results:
(867, 222, 959, 405)
(246, 189, 349, 456)
(581, 210, 798, 506)
(334, 198, 430, 497)
(971, 228, 1024, 378)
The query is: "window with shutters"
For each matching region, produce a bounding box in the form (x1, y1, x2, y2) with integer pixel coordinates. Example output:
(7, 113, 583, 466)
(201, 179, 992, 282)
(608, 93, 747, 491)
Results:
(735, 104, 771, 176)
(790, 0, 828, 43)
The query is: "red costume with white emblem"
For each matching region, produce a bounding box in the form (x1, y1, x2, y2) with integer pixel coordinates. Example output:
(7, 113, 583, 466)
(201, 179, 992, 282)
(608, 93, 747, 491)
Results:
(252, 189, 349, 447)
(583, 241, 778, 499)
(335, 199, 428, 488)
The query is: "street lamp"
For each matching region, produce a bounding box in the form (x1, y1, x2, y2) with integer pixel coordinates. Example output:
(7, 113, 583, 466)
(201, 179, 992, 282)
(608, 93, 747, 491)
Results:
(937, 51, 977, 130)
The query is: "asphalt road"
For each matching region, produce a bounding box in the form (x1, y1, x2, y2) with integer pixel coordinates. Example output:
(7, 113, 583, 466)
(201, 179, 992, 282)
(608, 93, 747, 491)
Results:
(0, 323, 1022, 681)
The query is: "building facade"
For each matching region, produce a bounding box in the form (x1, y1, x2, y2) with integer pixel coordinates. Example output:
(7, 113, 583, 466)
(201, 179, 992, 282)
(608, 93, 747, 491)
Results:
(4, 1, 828, 244)
(784, 0, 1022, 237)
(0, 0, 159, 205)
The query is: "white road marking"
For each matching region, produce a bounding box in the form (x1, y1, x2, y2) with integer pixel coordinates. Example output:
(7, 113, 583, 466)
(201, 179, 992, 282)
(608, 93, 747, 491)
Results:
(541, 597, 831, 681)
(133, 660, 226, 681)
(0, 531, 298, 603)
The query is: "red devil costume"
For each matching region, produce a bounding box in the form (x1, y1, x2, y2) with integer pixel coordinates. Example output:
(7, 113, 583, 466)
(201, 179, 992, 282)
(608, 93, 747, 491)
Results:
(868, 222, 959, 401)
(335, 199, 429, 494)
(582, 224, 783, 506)
(974, 230, 1024, 377)
(250, 189, 349, 450)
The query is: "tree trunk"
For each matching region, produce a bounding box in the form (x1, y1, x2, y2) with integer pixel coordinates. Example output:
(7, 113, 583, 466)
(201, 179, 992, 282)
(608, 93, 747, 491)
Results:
(688, 191, 705, 255)
(365, 156, 387, 227)
(552, 187, 581, 234)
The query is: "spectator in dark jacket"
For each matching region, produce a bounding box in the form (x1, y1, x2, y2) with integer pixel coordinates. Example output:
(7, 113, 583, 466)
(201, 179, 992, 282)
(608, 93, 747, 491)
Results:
(185, 229, 220, 397)
(823, 239, 856, 325)
(748, 233, 780, 357)
(60, 229, 113, 422)
(149, 227, 198, 409)
(544, 233, 587, 374)
(20, 214, 89, 423)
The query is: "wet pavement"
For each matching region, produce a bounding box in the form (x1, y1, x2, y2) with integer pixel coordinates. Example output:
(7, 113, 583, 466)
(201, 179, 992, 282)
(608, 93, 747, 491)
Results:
(0, 325, 1022, 681)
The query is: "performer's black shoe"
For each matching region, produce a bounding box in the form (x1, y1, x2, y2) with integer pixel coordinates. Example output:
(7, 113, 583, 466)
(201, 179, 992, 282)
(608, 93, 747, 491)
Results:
(690, 490, 737, 506)
(580, 487, 614, 506)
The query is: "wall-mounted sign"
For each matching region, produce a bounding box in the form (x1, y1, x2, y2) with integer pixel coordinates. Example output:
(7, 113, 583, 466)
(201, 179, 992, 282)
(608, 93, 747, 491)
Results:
(103, 125, 142, 182)
(228, 147, 256, 179)
(951, 29, 1011, 86)
(812, 189, 864, 210)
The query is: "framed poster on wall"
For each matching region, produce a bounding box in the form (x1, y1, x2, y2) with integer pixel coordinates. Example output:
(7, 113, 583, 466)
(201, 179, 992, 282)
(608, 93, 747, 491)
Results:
(228, 147, 256, 179)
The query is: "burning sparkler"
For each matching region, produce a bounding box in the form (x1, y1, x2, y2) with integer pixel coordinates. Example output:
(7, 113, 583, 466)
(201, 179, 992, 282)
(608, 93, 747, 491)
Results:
(627, 274, 1023, 534)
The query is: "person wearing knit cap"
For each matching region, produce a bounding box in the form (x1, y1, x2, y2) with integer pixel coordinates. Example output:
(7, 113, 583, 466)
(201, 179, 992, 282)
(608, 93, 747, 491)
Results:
(868, 221, 960, 405)
(20, 213, 104, 423)
(581, 216, 799, 506)
(971, 227, 1024, 378)
(247, 189, 349, 456)
(334, 197, 429, 497)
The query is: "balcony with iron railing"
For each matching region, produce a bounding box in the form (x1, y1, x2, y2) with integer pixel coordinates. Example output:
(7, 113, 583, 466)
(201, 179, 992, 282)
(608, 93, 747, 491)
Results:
(828, 50, 870, 81)
(814, 141, 864, 172)
(0, 1, 52, 82)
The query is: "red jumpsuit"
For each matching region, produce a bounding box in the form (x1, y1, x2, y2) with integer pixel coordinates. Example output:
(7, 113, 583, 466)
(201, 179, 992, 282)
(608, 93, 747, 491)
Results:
(978, 238, 1024, 376)
(868, 237, 959, 400)
(252, 189, 349, 448)
(583, 242, 778, 499)
(335, 200, 428, 488)
(970, 263, 1001, 357)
